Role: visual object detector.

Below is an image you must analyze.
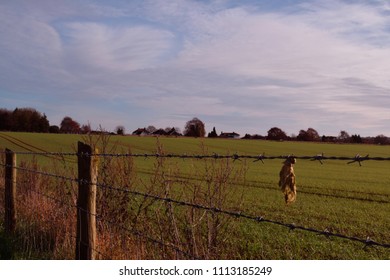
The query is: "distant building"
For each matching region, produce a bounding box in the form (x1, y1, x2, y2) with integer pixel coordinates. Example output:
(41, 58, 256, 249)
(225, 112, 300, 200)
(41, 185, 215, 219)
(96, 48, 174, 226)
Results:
(242, 134, 266, 140)
(152, 129, 168, 136)
(132, 127, 183, 137)
(220, 132, 240, 139)
(132, 128, 149, 136)
(166, 127, 182, 136)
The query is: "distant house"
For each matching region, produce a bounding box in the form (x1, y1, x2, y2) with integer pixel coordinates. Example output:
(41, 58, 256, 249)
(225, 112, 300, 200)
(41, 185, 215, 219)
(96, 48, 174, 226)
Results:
(152, 129, 168, 136)
(132, 128, 149, 136)
(242, 134, 266, 140)
(167, 127, 182, 137)
(220, 132, 240, 139)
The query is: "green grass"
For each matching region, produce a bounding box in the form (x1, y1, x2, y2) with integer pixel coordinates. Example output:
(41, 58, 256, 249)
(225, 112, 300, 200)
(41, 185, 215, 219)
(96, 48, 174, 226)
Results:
(1, 132, 390, 259)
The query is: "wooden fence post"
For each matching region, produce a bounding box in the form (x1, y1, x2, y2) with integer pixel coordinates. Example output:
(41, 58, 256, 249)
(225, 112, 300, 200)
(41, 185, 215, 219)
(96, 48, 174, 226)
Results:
(4, 148, 17, 233)
(76, 142, 98, 260)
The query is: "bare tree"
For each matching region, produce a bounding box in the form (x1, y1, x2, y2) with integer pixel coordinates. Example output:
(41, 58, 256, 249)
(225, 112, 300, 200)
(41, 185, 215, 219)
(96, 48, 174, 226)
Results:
(338, 130, 350, 143)
(115, 125, 125, 135)
(184, 117, 206, 137)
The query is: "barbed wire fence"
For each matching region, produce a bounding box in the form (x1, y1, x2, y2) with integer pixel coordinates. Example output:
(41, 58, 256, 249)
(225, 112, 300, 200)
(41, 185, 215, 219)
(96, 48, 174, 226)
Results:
(1, 142, 390, 260)
(6, 150, 390, 164)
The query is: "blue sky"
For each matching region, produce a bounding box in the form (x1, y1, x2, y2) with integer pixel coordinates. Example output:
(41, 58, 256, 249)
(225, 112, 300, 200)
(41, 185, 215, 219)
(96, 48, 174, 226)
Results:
(1, 0, 389, 136)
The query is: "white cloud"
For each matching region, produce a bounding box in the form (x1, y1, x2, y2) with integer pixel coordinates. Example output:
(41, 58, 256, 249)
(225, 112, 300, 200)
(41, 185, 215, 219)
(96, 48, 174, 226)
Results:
(1, 0, 390, 136)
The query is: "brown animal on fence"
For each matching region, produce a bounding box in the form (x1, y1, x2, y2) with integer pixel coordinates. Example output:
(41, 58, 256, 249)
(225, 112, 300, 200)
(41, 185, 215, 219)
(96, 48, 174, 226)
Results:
(278, 156, 297, 204)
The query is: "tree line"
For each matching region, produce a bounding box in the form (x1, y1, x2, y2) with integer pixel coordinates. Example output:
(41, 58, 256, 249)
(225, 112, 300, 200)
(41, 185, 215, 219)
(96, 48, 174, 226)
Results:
(0, 107, 388, 145)
(0, 108, 205, 136)
(242, 127, 389, 145)
(0, 108, 90, 134)
(0, 108, 50, 132)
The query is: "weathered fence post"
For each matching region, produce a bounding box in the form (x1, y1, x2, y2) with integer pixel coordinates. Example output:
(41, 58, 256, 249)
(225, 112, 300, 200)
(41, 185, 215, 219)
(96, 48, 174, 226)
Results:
(76, 142, 98, 260)
(4, 148, 17, 233)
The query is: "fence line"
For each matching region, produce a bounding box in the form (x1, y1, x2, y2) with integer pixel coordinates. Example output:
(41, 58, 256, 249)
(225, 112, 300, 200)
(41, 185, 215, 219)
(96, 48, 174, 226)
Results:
(4, 165, 389, 259)
(22, 184, 196, 260)
(92, 179, 390, 249)
(2, 146, 390, 260)
(0, 162, 201, 259)
(5, 163, 390, 204)
(2, 169, 390, 240)
(3, 150, 390, 166)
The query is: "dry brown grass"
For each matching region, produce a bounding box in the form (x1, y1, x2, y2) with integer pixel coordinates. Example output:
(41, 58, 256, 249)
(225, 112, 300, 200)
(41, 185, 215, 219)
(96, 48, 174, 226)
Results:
(3, 158, 75, 259)
(0, 136, 248, 259)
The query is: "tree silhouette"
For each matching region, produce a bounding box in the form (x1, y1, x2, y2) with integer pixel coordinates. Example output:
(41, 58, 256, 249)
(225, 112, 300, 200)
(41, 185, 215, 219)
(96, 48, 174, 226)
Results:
(338, 130, 350, 143)
(297, 128, 320, 141)
(60, 116, 80, 134)
(115, 125, 125, 135)
(0, 108, 49, 132)
(267, 127, 287, 140)
(184, 117, 206, 137)
(208, 127, 218, 138)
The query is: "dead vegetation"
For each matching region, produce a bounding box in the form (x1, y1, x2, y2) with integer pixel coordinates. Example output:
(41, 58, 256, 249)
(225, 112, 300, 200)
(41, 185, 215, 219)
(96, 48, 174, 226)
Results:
(0, 136, 248, 259)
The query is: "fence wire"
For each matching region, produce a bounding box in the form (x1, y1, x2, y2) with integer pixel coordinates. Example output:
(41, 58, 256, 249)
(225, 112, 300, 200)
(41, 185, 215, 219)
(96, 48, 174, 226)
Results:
(0, 162, 199, 259)
(1, 161, 390, 254)
(2, 150, 390, 166)
(92, 179, 390, 249)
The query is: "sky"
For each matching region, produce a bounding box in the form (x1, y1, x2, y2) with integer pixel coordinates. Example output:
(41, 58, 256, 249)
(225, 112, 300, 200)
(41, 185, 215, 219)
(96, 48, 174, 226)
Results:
(1, 0, 390, 137)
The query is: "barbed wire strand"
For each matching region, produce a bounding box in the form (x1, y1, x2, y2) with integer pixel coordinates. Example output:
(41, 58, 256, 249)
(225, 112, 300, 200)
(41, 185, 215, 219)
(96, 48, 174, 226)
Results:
(2, 162, 390, 252)
(0, 165, 199, 259)
(2, 150, 390, 165)
(5, 160, 389, 206)
(94, 180, 390, 249)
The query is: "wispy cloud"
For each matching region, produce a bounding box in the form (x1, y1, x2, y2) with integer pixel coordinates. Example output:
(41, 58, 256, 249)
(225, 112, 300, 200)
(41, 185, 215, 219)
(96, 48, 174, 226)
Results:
(0, 0, 389, 136)
(62, 22, 175, 72)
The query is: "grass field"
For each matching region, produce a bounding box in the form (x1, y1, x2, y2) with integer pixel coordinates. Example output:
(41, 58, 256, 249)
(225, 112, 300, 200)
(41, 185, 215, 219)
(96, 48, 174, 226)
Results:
(0, 132, 390, 260)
